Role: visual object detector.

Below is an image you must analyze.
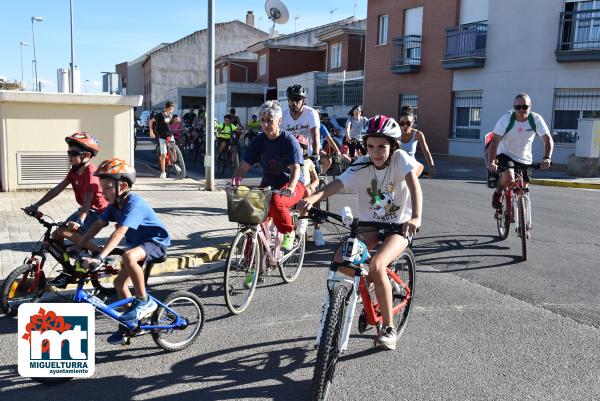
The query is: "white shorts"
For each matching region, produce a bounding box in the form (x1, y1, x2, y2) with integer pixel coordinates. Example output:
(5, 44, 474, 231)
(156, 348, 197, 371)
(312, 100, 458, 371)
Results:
(158, 138, 167, 155)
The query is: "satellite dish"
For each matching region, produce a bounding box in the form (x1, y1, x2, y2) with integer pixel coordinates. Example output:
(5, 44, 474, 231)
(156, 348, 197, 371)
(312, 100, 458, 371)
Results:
(265, 0, 289, 25)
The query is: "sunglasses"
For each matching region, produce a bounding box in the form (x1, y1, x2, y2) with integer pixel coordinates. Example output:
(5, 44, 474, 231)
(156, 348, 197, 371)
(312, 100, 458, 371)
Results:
(514, 105, 530, 111)
(399, 121, 412, 127)
(67, 150, 85, 157)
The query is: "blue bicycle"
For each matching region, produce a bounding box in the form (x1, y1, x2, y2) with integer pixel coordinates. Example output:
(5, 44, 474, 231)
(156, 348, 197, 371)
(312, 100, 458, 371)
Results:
(69, 259, 205, 351)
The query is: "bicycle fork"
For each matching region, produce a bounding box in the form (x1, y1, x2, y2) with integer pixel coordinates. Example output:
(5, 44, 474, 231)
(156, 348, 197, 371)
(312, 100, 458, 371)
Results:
(513, 193, 532, 231)
(314, 271, 358, 354)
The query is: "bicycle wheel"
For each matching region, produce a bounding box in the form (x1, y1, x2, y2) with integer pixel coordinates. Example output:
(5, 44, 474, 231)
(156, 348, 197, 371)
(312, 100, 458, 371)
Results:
(519, 196, 528, 261)
(151, 290, 205, 352)
(169, 145, 186, 179)
(90, 248, 125, 296)
(230, 146, 240, 171)
(389, 247, 416, 337)
(224, 229, 261, 314)
(217, 152, 226, 176)
(1, 263, 46, 316)
(496, 192, 511, 240)
(279, 211, 306, 283)
(312, 285, 348, 401)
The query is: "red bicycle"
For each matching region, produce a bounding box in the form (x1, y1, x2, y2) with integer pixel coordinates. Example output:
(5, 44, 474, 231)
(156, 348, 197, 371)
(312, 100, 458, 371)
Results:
(494, 163, 540, 261)
(304, 207, 415, 400)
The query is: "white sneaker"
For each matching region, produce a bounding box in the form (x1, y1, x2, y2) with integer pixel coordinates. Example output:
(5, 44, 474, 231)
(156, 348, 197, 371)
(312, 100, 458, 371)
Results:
(314, 228, 325, 247)
(375, 326, 397, 350)
(159, 172, 167, 179)
(296, 219, 308, 236)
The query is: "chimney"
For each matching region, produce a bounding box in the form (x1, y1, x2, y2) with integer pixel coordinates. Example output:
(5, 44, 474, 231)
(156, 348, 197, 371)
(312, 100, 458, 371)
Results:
(246, 11, 254, 27)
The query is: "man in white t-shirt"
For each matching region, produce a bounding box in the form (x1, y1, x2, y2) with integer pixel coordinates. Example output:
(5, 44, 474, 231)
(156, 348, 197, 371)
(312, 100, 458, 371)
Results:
(487, 93, 554, 210)
(281, 85, 321, 160)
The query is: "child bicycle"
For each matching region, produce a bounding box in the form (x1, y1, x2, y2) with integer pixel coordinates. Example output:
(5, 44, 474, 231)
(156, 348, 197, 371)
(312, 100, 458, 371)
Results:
(155, 135, 186, 179)
(0, 209, 124, 315)
(223, 184, 306, 314)
(494, 163, 540, 261)
(0, 209, 160, 316)
(303, 207, 416, 401)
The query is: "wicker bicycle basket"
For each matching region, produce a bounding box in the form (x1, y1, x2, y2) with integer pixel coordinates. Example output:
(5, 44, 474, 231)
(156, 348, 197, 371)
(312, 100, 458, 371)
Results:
(225, 185, 273, 225)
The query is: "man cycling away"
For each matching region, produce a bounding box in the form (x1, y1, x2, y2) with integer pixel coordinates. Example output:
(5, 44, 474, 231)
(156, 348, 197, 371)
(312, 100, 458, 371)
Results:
(149, 101, 175, 179)
(232, 100, 306, 253)
(487, 93, 553, 212)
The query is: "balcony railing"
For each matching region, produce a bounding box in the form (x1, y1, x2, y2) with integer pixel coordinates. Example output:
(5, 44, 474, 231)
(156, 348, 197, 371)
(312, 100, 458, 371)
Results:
(556, 9, 600, 62)
(442, 21, 487, 69)
(391, 35, 421, 73)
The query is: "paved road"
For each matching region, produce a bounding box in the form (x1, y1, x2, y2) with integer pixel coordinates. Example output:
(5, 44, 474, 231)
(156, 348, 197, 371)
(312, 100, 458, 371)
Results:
(1, 179, 599, 400)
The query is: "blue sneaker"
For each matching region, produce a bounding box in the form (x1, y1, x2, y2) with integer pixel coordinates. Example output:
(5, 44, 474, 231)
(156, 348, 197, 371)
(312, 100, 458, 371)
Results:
(119, 297, 158, 323)
(107, 324, 129, 345)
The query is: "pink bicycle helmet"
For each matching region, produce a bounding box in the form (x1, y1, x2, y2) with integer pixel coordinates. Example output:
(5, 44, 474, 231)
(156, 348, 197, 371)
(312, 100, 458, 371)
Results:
(362, 115, 402, 140)
(296, 135, 309, 148)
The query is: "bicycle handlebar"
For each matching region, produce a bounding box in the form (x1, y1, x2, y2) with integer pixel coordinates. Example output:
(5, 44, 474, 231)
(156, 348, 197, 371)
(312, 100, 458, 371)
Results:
(306, 207, 406, 232)
(21, 208, 64, 228)
(496, 162, 542, 173)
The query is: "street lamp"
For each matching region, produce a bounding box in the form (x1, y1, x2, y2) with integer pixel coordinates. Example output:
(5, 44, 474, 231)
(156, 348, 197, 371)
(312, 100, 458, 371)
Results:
(31, 16, 43, 92)
(19, 42, 29, 90)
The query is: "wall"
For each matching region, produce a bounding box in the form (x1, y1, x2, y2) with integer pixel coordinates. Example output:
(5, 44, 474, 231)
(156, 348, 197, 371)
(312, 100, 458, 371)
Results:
(266, 48, 325, 87)
(364, 0, 459, 154)
(0, 91, 142, 191)
(228, 61, 258, 83)
(450, 0, 600, 164)
(347, 34, 366, 71)
(149, 22, 268, 108)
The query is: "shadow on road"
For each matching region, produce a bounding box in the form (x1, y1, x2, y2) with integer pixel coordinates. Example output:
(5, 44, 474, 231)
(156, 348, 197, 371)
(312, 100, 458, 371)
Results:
(0, 337, 315, 401)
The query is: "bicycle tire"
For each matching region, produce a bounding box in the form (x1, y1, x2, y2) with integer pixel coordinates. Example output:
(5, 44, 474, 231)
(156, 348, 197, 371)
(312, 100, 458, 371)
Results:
(1, 263, 46, 316)
(224, 229, 261, 314)
(312, 285, 348, 401)
(217, 152, 226, 176)
(170, 145, 186, 179)
(519, 196, 528, 261)
(279, 211, 306, 283)
(390, 247, 416, 337)
(151, 290, 205, 352)
(496, 192, 510, 240)
(90, 248, 126, 296)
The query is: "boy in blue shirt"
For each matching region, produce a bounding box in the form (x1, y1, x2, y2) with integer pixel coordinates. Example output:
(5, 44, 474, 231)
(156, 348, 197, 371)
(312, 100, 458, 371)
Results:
(71, 158, 171, 345)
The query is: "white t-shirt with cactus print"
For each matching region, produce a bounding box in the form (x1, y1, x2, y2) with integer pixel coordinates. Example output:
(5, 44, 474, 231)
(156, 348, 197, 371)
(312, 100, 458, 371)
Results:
(337, 150, 419, 224)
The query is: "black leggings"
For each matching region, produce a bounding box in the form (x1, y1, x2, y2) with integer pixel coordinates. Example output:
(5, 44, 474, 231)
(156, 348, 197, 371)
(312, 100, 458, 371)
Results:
(348, 139, 366, 158)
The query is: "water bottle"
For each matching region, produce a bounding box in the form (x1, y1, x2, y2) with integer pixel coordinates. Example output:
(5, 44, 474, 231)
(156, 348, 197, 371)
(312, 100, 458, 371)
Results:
(487, 171, 498, 189)
(269, 224, 277, 245)
(341, 206, 353, 225)
(367, 283, 378, 306)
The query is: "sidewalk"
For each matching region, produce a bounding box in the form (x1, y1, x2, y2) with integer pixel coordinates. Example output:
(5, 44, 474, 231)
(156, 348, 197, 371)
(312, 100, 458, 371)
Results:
(419, 156, 600, 189)
(0, 175, 236, 280)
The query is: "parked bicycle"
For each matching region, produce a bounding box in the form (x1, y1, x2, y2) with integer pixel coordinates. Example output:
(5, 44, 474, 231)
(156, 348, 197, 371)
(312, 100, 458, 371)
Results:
(223, 185, 306, 314)
(303, 207, 415, 400)
(155, 135, 186, 179)
(0, 209, 159, 316)
(494, 164, 540, 261)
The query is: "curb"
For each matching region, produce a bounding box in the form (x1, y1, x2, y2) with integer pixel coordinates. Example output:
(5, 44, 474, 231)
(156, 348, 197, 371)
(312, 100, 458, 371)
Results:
(529, 178, 600, 190)
(150, 243, 231, 276)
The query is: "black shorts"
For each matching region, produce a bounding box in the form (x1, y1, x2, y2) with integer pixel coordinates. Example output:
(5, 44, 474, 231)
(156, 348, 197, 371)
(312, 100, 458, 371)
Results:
(138, 241, 168, 264)
(496, 153, 532, 182)
(217, 137, 230, 147)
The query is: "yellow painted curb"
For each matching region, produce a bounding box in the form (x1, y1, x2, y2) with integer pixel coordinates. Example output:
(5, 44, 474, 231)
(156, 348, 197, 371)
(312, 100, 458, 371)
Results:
(530, 179, 600, 190)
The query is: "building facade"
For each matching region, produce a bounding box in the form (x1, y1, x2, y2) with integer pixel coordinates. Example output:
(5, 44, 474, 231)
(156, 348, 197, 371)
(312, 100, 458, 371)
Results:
(365, 0, 600, 164)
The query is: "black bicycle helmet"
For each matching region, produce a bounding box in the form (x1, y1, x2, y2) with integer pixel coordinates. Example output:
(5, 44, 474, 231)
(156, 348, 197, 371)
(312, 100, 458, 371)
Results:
(286, 85, 307, 99)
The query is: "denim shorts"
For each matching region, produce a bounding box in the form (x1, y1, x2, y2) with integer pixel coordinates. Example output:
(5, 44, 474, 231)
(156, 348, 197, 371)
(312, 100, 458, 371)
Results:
(138, 241, 168, 264)
(66, 209, 102, 234)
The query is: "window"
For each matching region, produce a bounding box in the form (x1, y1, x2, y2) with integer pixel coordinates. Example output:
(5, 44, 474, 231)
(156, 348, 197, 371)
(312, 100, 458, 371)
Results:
(330, 42, 342, 69)
(574, 0, 600, 48)
(452, 91, 482, 139)
(378, 15, 388, 45)
(259, 54, 266, 76)
(552, 88, 600, 143)
(399, 93, 419, 126)
(222, 65, 228, 83)
(215, 68, 220, 84)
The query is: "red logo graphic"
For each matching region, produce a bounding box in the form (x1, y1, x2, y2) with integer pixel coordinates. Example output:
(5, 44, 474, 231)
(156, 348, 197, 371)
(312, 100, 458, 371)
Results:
(22, 307, 72, 352)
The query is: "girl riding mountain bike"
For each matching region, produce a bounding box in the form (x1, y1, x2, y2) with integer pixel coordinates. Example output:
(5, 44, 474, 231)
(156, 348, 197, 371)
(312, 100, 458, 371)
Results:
(299, 115, 423, 350)
(232, 100, 306, 252)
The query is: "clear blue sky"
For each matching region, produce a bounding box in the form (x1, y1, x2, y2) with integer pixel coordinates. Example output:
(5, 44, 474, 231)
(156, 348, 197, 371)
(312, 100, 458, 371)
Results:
(0, 0, 367, 93)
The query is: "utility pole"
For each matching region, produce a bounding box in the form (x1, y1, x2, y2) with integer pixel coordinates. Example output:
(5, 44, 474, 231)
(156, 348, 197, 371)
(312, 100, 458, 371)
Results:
(205, 0, 215, 191)
(69, 0, 75, 93)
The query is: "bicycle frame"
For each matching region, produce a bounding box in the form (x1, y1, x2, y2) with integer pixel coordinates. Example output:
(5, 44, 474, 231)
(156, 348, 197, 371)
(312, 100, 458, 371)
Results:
(71, 277, 186, 331)
(246, 218, 299, 268)
(503, 171, 532, 229)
